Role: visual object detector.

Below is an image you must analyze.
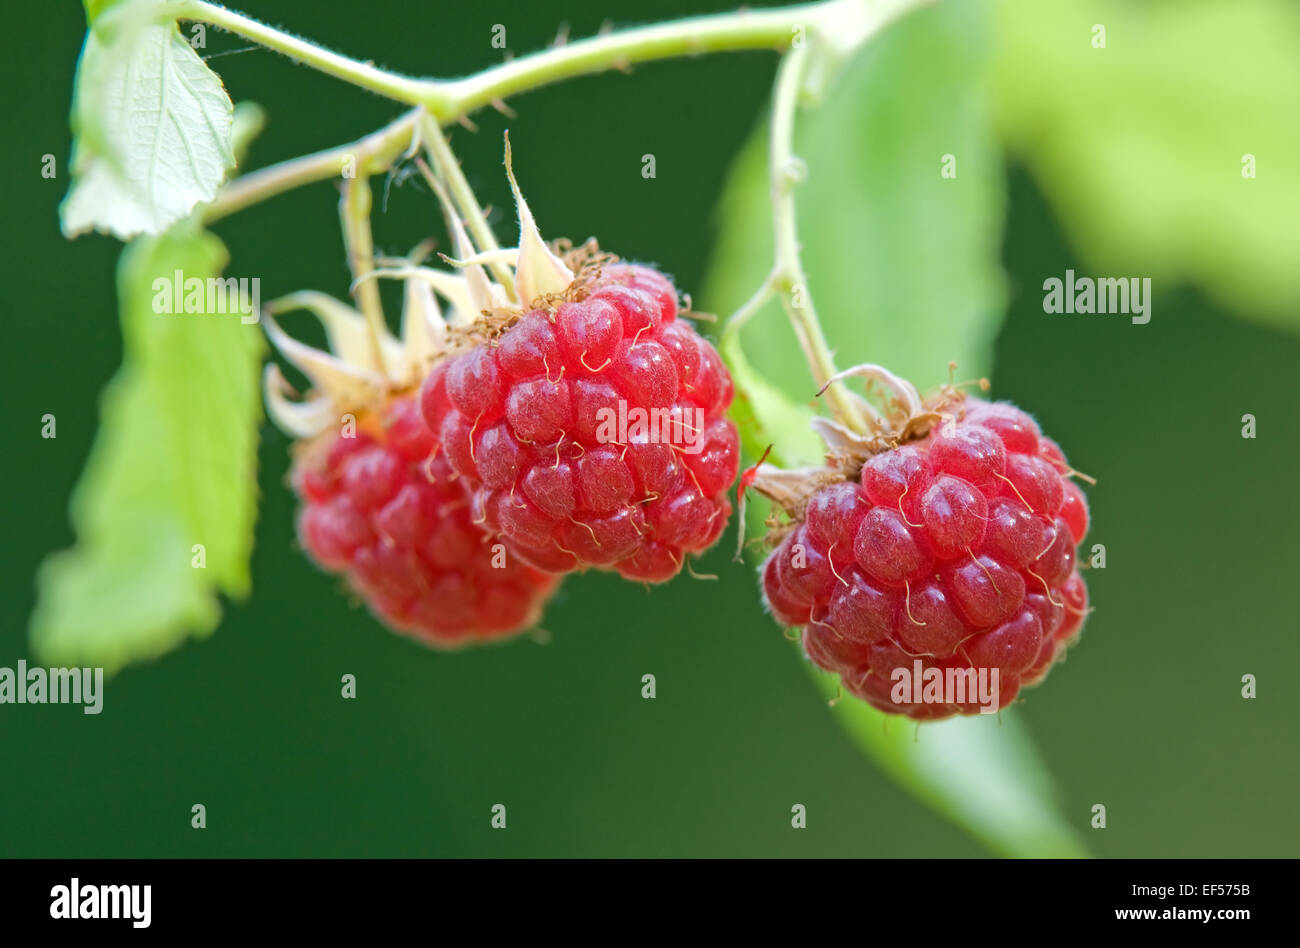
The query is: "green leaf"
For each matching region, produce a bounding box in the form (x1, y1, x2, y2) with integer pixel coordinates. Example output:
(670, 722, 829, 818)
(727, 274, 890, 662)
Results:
(991, 0, 1300, 330)
(62, 1, 236, 239)
(721, 328, 821, 469)
(812, 671, 1089, 857)
(30, 223, 264, 674)
(83, 0, 119, 24)
(705, 2, 1085, 856)
(230, 101, 268, 164)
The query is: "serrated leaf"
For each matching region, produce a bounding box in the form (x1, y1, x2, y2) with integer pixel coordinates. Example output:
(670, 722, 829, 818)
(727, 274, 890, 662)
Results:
(30, 224, 264, 674)
(991, 0, 1300, 330)
(705, 2, 1084, 856)
(61, 2, 235, 239)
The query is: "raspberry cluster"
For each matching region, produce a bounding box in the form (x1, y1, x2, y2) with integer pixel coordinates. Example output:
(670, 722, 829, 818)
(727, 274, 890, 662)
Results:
(761, 399, 1089, 719)
(420, 264, 739, 582)
(294, 396, 560, 648)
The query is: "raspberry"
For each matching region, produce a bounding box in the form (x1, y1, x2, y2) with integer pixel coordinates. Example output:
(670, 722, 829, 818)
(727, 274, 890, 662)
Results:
(759, 394, 1090, 720)
(421, 263, 739, 582)
(294, 396, 560, 648)
(268, 142, 735, 644)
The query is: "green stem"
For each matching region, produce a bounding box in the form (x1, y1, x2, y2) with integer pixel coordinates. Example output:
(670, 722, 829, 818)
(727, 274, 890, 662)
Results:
(417, 115, 517, 295)
(724, 44, 868, 433)
(204, 110, 419, 223)
(432, 4, 822, 118)
(339, 175, 389, 374)
(180, 0, 926, 119)
(175, 1, 439, 105)
(199, 0, 927, 227)
(769, 45, 864, 430)
(439, 0, 930, 119)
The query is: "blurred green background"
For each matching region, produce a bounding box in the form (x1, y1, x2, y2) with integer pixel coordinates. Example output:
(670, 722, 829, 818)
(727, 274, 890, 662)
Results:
(1, 0, 1296, 856)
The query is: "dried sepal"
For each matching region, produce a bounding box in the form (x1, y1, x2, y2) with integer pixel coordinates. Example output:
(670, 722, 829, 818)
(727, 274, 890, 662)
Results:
(361, 267, 478, 329)
(809, 416, 892, 462)
(263, 363, 339, 439)
(438, 247, 520, 270)
(504, 133, 573, 306)
(262, 136, 591, 442)
(746, 363, 977, 546)
(262, 313, 390, 406)
(819, 362, 924, 428)
(399, 278, 445, 384)
(265, 290, 403, 374)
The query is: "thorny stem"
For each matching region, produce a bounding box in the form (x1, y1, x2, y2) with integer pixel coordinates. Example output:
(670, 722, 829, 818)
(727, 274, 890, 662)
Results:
(175, 1, 437, 105)
(435, 3, 828, 118)
(189, 0, 925, 432)
(178, 1, 898, 117)
(417, 115, 517, 295)
(723, 44, 869, 433)
(204, 110, 419, 223)
(197, 0, 927, 219)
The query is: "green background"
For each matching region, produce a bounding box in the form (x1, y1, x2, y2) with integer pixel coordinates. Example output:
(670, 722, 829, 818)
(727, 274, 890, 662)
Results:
(1, 0, 1296, 856)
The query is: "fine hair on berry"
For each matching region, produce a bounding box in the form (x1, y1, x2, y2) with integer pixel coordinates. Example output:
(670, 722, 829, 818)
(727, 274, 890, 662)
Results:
(421, 262, 740, 582)
(294, 395, 560, 648)
(761, 397, 1090, 720)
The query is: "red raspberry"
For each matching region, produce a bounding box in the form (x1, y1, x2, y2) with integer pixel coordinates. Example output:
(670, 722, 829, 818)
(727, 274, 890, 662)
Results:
(420, 263, 739, 582)
(294, 396, 560, 648)
(761, 397, 1090, 720)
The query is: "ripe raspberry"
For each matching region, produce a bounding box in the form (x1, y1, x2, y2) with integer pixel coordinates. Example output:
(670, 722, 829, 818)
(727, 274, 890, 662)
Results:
(420, 262, 739, 582)
(759, 392, 1090, 720)
(260, 198, 567, 647)
(293, 396, 560, 648)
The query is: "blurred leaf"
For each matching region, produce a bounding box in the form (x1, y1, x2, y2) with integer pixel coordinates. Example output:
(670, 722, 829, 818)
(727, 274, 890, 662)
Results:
(705, 2, 1085, 856)
(812, 671, 1090, 856)
(721, 327, 822, 469)
(83, 0, 121, 24)
(230, 101, 268, 164)
(991, 0, 1300, 329)
(62, 0, 235, 239)
(30, 224, 264, 674)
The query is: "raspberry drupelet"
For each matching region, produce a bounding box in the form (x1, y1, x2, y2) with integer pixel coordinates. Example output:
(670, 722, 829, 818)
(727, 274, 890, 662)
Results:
(264, 136, 739, 642)
(754, 368, 1091, 721)
(294, 396, 560, 647)
(420, 262, 739, 582)
(260, 185, 570, 647)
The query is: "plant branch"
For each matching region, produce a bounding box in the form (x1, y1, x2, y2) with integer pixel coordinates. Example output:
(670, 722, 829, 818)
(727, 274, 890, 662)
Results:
(197, 0, 927, 228)
(431, 4, 821, 118)
(417, 114, 516, 294)
(339, 175, 389, 374)
(724, 43, 868, 432)
(204, 110, 419, 224)
(175, 1, 442, 106)
(179, 0, 926, 120)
